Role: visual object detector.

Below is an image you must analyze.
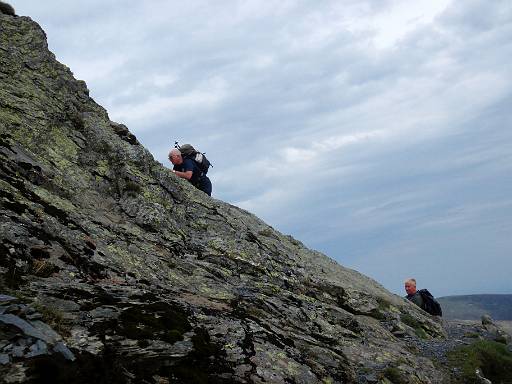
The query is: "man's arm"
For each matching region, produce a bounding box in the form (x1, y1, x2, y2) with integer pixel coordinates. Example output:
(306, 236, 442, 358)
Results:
(174, 169, 193, 180)
(173, 158, 194, 180)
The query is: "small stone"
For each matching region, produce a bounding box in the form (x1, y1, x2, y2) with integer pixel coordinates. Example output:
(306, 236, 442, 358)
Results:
(364, 373, 378, 383)
(12, 345, 26, 357)
(25, 312, 43, 321)
(19, 306, 37, 316)
(53, 342, 75, 361)
(481, 314, 493, 325)
(0, 295, 17, 303)
(26, 340, 48, 358)
(0, 354, 10, 365)
(16, 338, 29, 347)
(4, 304, 22, 314)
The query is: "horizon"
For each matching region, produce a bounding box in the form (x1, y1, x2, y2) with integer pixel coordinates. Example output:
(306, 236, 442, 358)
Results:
(12, 0, 512, 297)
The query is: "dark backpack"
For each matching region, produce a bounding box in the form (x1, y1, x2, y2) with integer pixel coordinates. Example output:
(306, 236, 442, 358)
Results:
(418, 289, 442, 316)
(175, 142, 211, 175)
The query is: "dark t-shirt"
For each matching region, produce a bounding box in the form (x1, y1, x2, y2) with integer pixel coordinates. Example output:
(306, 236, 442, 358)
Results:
(173, 158, 201, 185)
(406, 292, 424, 309)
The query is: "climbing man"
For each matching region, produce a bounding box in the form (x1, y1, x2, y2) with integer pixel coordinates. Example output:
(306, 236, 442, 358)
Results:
(168, 148, 212, 196)
(404, 278, 424, 309)
(404, 278, 442, 316)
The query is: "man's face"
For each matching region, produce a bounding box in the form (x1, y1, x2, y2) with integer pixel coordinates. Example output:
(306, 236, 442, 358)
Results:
(169, 153, 182, 165)
(405, 281, 416, 295)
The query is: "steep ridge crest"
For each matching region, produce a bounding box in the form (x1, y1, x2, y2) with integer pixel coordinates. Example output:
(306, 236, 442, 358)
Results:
(0, 13, 445, 383)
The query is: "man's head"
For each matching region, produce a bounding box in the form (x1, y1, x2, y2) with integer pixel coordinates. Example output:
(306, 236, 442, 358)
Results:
(404, 278, 417, 295)
(168, 148, 183, 165)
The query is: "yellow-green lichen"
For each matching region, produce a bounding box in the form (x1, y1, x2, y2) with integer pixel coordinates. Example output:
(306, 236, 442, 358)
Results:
(32, 186, 76, 213)
(0, 108, 22, 128)
(197, 283, 234, 300)
(95, 159, 110, 177)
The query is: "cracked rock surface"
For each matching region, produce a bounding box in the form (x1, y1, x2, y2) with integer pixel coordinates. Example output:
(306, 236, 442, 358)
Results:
(1, 12, 449, 384)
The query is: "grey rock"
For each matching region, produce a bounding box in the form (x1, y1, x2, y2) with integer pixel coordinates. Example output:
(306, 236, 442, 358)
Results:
(25, 312, 43, 321)
(0, 295, 17, 303)
(26, 340, 48, 358)
(0, 353, 10, 365)
(52, 342, 75, 361)
(12, 344, 26, 357)
(0, 314, 50, 343)
(18, 306, 37, 317)
(29, 320, 61, 344)
(3, 305, 23, 314)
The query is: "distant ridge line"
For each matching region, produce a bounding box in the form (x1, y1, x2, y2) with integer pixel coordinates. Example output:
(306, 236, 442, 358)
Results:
(437, 294, 512, 321)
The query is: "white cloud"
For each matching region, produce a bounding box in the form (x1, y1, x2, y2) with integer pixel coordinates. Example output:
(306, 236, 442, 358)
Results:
(65, 54, 128, 82)
(347, 0, 453, 49)
(110, 77, 228, 125)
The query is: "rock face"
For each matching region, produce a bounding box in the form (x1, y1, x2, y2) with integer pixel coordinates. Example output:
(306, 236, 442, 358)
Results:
(1, 13, 446, 384)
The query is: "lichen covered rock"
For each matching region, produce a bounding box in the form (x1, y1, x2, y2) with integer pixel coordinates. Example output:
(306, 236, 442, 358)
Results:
(1, 13, 446, 383)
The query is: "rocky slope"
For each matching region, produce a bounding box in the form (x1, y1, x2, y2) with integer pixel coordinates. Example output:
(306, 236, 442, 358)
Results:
(0, 12, 448, 384)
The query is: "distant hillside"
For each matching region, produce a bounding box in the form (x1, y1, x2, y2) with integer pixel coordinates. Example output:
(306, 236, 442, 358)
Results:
(438, 294, 512, 320)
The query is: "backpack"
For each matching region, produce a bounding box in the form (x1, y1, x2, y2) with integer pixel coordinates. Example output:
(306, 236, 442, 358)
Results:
(418, 289, 442, 316)
(174, 142, 211, 175)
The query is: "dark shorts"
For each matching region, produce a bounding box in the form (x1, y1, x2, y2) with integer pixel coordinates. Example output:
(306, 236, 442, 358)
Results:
(198, 176, 212, 196)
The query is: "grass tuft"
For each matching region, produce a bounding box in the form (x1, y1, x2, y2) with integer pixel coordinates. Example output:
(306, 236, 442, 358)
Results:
(447, 340, 512, 383)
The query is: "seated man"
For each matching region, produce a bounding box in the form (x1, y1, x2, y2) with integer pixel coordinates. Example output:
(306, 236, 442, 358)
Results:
(168, 148, 212, 196)
(404, 278, 424, 309)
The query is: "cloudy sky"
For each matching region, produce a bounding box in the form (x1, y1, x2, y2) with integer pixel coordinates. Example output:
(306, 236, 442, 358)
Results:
(14, 0, 512, 297)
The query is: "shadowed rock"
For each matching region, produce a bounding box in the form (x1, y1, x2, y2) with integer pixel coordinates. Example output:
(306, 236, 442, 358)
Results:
(0, 1, 15, 16)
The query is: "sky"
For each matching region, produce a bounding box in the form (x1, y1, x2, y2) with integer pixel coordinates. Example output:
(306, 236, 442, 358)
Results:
(13, 0, 512, 297)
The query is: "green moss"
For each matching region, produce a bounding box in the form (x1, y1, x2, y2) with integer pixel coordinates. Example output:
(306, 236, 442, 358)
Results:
(95, 160, 110, 177)
(414, 327, 428, 339)
(400, 313, 430, 339)
(258, 227, 277, 238)
(245, 306, 267, 319)
(400, 313, 421, 329)
(0, 108, 22, 127)
(46, 127, 79, 163)
(190, 219, 209, 231)
(377, 297, 391, 311)
(197, 283, 234, 300)
(32, 187, 76, 213)
(31, 259, 59, 278)
(381, 367, 409, 384)
(124, 181, 141, 196)
(32, 303, 70, 337)
(447, 340, 512, 384)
